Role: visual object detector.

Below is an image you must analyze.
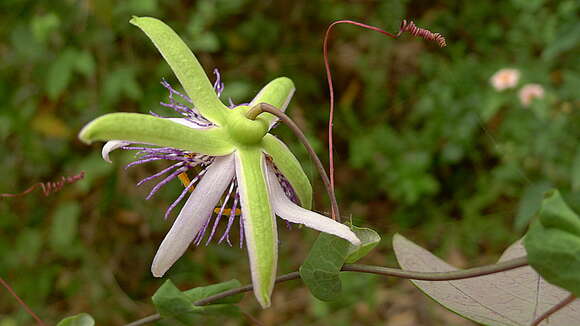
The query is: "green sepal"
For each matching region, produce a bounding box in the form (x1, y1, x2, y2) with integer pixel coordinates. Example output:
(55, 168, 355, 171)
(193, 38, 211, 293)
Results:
(152, 280, 240, 324)
(235, 148, 277, 308)
(79, 113, 234, 156)
(262, 134, 312, 209)
(56, 313, 95, 326)
(525, 190, 580, 297)
(130, 16, 230, 125)
(299, 233, 350, 301)
(345, 226, 381, 263)
(250, 77, 295, 127)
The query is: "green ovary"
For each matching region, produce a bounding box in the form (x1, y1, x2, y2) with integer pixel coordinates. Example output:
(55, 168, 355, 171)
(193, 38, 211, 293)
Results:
(227, 106, 268, 146)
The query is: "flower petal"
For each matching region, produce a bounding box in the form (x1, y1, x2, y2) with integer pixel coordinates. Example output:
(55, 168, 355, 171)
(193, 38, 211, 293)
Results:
(151, 154, 235, 277)
(235, 148, 277, 308)
(249, 77, 295, 129)
(266, 165, 360, 246)
(167, 118, 210, 129)
(130, 16, 231, 125)
(79, 113, 235, 156)
(102, 140, 132, 163)
(262, 134, 312, 209)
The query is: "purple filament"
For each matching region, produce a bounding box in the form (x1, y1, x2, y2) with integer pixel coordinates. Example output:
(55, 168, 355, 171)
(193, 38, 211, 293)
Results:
(219, 190, 239, 246)
(205, 179, 236, 246)
(163, 167, 208, 219)
(213, 68, 225, 97)
(145, 166, 189, 200)
(159, 79, 213, 127)
(125, 157, 166, 169)
(239, 210, 245, 248)
(137, 162, 184, 186)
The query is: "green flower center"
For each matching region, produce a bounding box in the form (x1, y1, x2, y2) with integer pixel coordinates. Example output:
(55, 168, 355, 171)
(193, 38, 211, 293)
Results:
(227, 106, 268, 146)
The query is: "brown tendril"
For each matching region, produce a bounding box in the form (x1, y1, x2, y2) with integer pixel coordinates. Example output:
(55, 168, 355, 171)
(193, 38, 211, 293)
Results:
(0, 171, 85, 198)
(398, 19, 447, 47)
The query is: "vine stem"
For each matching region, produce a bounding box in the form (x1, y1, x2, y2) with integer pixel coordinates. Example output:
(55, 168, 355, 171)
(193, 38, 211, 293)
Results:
(124, 258, 528, 326)
(247, 103, 341, 222)
(342, 256, 528, 280)
(323, 20, 399, 196)
(0, 277, 46, 326)
(530, 294, 576, 326)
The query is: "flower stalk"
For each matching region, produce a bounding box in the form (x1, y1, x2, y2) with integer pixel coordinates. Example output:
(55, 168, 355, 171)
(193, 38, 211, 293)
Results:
(246, 103, 341, 222)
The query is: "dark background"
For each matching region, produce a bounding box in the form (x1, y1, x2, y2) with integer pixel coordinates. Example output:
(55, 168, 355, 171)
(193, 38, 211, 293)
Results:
(0, 0, 578, 325)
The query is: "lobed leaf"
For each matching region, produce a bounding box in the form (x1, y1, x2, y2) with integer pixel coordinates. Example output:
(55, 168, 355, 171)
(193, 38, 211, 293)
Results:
(345, 226, 380, 263)
(152, 280, 239, 324)
(299, 233, 350, 301)
(393, 234, 580, 326)
(183, 279, 243, 304)
(56, 313, 95, 326)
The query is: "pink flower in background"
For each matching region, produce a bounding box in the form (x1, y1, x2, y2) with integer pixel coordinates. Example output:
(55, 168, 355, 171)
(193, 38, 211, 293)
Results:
(490, 68, 520, 91)
(519, 83, 545, 107)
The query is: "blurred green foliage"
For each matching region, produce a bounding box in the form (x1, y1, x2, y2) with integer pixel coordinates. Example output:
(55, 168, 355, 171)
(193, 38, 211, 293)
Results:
(0, 0, 578, 325)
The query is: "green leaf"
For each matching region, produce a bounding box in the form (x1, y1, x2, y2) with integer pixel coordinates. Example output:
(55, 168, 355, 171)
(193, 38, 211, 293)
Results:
(56, 313, 95, 326)
(345, 226, 380, 263)
(299, 233, 350, 301)
(394, 234, 580, 326)
(183, 279, 243, 304)
(525, 190, 580, 297)
(262, 134, 312, 209)
(235, 148, 277, 308)
(130, 16, 230, 125)
(514, 181, 551, 231)
(79, 113, 235, 156)
(152, 280, 239, 324)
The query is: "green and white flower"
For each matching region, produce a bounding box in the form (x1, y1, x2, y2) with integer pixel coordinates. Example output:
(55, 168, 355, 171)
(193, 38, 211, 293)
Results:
(79, 16, 359, 308)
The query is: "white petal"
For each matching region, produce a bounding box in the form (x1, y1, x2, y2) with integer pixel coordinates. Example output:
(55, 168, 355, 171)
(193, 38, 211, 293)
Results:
(266, 165, 360, 245)
(102, 140, 132, 163)
(167, 117, 211, 129)
(151, 154, 235, 277)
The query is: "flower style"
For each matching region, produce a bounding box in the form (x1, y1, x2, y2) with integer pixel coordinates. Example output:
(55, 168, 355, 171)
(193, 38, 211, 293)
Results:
(518, 83, 545, 107)
(490, 68, 520, 91)
(78, 16, 359, 308)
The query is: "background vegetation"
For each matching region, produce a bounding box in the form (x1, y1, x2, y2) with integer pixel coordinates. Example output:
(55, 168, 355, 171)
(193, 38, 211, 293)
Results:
(0, 0, 578, 325)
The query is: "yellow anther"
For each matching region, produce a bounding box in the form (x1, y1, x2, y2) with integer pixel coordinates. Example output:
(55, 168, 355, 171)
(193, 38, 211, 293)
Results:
(179, 172, 240, 216)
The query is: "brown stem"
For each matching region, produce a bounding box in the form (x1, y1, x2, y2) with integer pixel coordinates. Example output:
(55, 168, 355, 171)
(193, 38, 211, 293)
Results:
(0, 277, 46, 326)
(530, 294, 576, 326)
(247, 103, 341, 222)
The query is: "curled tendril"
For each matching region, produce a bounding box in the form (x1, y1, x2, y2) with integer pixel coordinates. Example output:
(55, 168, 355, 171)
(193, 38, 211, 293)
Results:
(0, 171, 85, 198)
(398, 19, 447, 47)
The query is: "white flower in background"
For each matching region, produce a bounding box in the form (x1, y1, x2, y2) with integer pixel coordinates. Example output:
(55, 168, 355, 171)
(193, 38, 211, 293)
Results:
(490, 68, 520, 91)
(518, 83, 545, 107)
